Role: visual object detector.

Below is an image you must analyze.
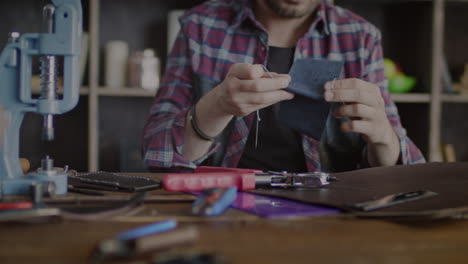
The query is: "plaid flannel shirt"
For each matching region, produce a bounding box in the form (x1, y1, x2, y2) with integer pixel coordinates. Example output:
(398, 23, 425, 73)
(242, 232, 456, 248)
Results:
(143, 0, 425, 172)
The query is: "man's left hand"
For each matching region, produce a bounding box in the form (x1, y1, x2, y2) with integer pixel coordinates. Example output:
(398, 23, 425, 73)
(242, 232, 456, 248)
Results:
(323, 78, 400, 166)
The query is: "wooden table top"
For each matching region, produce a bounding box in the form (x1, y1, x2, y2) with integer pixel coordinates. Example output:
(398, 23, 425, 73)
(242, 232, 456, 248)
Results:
(1, 173, 468, 264)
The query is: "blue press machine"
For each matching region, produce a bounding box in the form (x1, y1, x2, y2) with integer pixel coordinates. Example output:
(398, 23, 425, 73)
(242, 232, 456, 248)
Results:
(0, 0, 82, 196)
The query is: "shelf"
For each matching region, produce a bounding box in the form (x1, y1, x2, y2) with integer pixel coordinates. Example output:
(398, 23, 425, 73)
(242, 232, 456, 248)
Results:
(97, 87, 157, 97)
(31, 87, 90, 96)
(391, 93, 431, 103)
(442, 94, 468, 103)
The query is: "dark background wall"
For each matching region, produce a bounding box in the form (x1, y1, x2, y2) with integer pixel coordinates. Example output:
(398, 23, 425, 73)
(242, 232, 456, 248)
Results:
(1, 0, 467, 172)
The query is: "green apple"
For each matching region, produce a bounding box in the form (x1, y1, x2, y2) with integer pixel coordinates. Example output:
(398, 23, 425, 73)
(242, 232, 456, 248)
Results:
(384, 58, 399, 79)
(389, 73, 416, 94)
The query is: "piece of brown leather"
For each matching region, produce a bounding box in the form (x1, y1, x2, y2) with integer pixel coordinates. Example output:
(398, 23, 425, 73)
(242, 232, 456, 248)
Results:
(250, 162, 468, 213)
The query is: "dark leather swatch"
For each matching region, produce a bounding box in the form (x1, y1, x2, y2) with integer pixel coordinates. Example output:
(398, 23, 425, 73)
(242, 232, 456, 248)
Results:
(251, 162, 468, 216)
(278, 58, 344, 140)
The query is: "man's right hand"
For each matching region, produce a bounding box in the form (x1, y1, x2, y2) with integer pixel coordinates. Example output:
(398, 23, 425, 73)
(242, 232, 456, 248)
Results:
(183, 63, 293, 161)
(212, 63, 294, 117)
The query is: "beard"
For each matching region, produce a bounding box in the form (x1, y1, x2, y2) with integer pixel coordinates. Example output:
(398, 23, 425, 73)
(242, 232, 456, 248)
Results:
(264, 0, 320, 18)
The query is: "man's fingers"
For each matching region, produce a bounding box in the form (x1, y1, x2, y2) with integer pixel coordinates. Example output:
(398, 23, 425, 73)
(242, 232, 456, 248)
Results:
(334, 103, 376, 120)
(228, 90, 294, 116)
(228, 63, 264, 80)
(239, 90, 294, 108)
(239, 76, 291, 92)
(326, 78, 370, 90)
(341, 119, 372, 135)
(263, 72, 291, 81)
(324, 78, 383, 107)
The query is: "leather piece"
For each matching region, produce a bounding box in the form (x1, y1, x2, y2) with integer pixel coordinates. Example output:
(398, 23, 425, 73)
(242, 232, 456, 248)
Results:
(250, 162, 468, 213)
(278, 58, 343, 141)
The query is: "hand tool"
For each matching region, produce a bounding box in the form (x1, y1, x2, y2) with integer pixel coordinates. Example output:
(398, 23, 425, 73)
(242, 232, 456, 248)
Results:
(192, 187, 237, 216)
(116, 219, 177, 241)
(91, 225, 198, 260)
(0, 201, 33, 210)
(0, 0, 82, 196)
(352, 190, 438, 211)
(163, 166, 336, 192)
(0, 208, 61, 222)
(68, 171, 161, 192)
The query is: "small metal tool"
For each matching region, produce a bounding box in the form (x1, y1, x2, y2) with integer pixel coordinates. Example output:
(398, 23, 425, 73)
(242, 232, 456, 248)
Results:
(352, 190, 438, 211)
(255, 171, 336, 188)
(192, 187, 237, 216)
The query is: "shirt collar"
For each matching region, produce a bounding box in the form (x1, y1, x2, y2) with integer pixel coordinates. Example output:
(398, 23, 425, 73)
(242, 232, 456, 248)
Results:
(232, 0, 331, 36)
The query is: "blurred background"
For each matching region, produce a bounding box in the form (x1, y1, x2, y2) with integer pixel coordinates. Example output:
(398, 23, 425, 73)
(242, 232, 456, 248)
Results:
(0, 0, 466, 172)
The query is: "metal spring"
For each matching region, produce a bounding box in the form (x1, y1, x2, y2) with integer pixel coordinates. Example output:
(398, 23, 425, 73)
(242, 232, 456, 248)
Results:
(39, 55, 58, 100)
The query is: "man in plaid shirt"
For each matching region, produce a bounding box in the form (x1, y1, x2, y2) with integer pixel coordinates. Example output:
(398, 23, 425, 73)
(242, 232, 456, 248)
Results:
(143, 0, 425, 173)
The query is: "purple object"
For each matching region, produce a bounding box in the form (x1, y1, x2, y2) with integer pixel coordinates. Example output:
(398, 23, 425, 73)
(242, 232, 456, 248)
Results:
(231, 192, 340, 218)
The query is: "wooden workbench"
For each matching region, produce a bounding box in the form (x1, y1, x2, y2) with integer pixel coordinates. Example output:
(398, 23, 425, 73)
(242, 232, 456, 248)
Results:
(1, 172, 468, 264)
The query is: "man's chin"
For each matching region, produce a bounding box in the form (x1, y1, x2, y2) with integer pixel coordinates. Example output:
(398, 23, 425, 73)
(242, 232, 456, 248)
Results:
(266, 0, 317, 18)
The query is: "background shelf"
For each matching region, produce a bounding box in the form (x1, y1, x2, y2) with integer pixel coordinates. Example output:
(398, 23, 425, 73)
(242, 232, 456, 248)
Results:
(3, 0, 465, 171)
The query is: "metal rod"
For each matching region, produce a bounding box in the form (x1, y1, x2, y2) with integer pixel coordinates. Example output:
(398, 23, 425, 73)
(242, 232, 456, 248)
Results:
(40, 4, 57, 141)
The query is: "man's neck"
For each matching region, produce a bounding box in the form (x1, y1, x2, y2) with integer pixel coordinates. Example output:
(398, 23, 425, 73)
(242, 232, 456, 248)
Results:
(254, 1, 318, 48)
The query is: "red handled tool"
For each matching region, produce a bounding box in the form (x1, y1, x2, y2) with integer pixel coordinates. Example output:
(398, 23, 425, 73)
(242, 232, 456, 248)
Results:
(162, 166, 336, 192)
(0, 201, 33, 210)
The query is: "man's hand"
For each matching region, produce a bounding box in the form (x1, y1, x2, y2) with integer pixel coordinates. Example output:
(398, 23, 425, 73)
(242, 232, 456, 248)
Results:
(323, 78, 400, 166)
(183, 63, 293, 161)
(213, 63, 294, 117)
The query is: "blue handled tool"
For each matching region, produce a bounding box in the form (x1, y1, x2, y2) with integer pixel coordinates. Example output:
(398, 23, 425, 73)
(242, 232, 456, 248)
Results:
(192, 187, 237, 216)
(116, 219, 177, 241)
(0, 0, 82, 196)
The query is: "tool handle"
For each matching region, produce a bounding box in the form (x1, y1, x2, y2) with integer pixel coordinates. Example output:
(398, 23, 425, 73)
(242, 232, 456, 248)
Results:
(162, 172, 256, 192)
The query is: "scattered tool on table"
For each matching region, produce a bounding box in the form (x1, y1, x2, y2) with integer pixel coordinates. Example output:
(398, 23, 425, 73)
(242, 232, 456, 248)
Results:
(0, 201, 33, 210)
(352, 190, 438, 211)
(116, 219, 177, 240)
(192, 187, 237, 216)
(163, 166, 336, 192)
(91, 220, 199, 261)
(68, 171, 161, 193)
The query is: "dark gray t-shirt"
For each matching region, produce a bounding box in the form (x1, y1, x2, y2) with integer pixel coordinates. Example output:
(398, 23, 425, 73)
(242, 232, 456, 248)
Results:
(237, 46, 307, 172)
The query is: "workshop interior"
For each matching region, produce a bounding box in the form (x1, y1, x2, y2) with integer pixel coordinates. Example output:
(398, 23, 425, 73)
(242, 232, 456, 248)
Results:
(1, 0, 468, 263)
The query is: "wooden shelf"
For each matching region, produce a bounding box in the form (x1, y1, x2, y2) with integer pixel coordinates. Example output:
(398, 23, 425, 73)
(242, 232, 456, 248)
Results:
(442, 94, 468, 103)
(391, 93, 431, 103)
(32, 87, 90, 95)
(97, 87, 157, 98)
